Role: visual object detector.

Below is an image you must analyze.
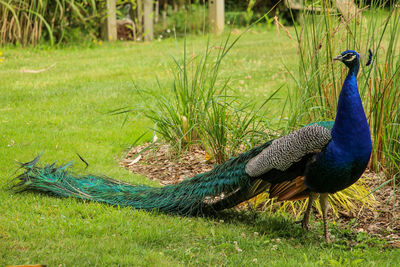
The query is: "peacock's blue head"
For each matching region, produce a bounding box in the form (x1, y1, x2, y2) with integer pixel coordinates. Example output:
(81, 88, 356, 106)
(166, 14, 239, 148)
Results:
(334, 49, 373, 70)
(333, 50, 360, 69)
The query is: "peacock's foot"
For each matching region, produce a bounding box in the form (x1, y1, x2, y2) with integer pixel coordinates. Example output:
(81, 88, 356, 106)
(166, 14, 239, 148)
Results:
(325, 235, 331, 243)
(295, 219, 310, 230)
(302, 220, 310, 231)
(324, 223, 331, 242)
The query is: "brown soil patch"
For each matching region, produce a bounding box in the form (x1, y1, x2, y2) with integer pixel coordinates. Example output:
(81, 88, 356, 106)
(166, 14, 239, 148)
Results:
(121, 143, 214, 185)
(121, 143, 399, 246)
(340, 171, 400, 247)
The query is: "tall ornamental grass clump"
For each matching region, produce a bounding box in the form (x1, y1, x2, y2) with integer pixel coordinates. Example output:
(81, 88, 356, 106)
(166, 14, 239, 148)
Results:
(287, 0, 400, 180)
(142, 35, 278, 163)
(0, 0, 103, 45)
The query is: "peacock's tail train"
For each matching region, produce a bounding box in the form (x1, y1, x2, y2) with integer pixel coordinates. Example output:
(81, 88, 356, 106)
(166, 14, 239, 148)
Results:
(12, 142, 271, 215)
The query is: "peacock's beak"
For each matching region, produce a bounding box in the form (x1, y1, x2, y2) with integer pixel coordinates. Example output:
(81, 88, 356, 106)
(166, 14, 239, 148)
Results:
(333, 55, 343, 61)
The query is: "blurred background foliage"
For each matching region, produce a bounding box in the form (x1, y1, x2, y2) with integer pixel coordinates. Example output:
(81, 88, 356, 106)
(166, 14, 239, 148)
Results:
(0, 0, 299, 45)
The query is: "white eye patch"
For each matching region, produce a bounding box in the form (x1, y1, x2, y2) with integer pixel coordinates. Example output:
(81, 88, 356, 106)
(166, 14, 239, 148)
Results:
(344, 54, 357, 62)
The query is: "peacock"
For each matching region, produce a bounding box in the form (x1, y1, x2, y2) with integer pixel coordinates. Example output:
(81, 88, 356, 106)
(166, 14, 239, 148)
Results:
(12, 50, 373, 242)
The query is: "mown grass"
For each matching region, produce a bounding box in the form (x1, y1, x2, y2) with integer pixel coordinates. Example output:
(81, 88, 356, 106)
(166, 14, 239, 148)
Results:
(1, 31, 399, 266)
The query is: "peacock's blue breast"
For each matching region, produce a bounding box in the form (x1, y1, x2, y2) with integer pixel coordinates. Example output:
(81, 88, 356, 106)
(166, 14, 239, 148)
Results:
(304, 140, 371, 193)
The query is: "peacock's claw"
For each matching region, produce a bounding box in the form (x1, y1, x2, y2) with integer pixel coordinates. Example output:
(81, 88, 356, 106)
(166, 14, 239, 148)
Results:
(302, 220, 310, 231)
(294, 219, 310, 230)
(325, 234, 331, 243)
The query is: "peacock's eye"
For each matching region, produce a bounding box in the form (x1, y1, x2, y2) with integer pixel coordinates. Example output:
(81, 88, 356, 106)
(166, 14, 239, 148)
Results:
(343, 53, 356, 62)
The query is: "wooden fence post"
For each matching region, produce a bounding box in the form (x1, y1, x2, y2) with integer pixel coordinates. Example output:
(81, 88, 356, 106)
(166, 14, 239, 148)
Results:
(105, 0, 117, 41)
(137, 0, 143, 38)
(334, 0, 359, 20)
(144, 0, 154, 41)
(162, 0, 168, 29)
(209, 0, 224, 34)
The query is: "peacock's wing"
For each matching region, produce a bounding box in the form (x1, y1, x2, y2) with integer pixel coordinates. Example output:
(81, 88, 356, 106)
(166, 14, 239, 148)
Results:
(245, 123, 333, 178)
(246, 122, 334, 201)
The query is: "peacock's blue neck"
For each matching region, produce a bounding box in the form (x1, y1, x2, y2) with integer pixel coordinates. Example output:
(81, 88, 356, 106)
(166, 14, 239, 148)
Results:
(305, 55, 372, 193)
(331, 63, 371, 158)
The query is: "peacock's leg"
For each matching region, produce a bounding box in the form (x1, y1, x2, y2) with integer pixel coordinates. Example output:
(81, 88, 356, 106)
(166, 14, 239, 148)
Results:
(319, 193, 331, 242)
(301, 192, 318, 230)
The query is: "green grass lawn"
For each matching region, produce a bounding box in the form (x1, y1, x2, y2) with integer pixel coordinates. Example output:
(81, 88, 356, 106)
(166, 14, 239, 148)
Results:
(1, 30, 399, 266)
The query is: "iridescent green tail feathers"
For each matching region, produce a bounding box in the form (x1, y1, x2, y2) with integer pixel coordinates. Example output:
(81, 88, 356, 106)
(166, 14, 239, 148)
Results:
(12, 144, 270, 215)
